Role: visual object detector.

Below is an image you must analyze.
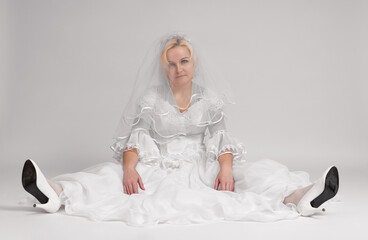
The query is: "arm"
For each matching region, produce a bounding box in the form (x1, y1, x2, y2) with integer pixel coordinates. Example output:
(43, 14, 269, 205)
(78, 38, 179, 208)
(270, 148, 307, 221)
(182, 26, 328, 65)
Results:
(214, 153, 235, 191)
(122, 148, 145, 195)
(207, 114, 235, 191)
(123, 148, 139, 170)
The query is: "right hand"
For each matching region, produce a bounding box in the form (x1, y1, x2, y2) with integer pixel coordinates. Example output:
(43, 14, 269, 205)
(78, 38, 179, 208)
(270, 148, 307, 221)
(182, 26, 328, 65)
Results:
(123, 168, 145, 195)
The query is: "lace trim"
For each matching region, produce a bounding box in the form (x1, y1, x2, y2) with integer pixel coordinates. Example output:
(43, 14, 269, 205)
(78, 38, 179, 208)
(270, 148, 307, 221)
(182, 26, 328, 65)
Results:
(206, 130, 246, 163)
(207, 144, 246, 163)
(208, 97, 224, 112)
(110, 141, 160, 163)
(211, 129, 226, 136)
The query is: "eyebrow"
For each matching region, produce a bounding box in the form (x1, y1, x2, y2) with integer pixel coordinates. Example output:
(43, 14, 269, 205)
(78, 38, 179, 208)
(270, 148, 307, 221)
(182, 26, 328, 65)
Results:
(168, 57, 190, 63)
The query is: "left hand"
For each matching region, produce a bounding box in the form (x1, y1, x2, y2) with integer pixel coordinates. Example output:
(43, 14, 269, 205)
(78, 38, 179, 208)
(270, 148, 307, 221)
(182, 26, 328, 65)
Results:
(214, 166, 235, 191)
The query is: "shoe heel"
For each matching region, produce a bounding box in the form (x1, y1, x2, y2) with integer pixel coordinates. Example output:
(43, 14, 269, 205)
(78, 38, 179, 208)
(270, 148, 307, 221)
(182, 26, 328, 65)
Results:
(34, 200, 60, 213)
(298, 204, 326, 216)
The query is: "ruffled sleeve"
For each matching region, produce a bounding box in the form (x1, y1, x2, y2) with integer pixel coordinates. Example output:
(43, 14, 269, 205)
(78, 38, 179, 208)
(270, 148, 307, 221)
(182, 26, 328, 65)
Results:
(110, 92, 161, 164)
(205, 106, 246, 164)
(110, 129, 161, 165)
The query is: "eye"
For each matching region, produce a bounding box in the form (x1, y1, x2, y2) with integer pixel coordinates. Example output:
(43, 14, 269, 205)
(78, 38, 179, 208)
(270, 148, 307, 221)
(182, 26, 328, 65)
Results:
(168, 62, 175, 67)
(181, 59, 189, 64)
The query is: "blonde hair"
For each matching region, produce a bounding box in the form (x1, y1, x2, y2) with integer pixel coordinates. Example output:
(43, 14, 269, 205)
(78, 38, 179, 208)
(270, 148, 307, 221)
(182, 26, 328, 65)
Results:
(160, 38, 196, 68)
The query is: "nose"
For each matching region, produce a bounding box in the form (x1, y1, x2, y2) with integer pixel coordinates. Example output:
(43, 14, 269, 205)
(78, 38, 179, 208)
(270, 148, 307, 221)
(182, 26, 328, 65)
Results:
(176, 64, 183, 73)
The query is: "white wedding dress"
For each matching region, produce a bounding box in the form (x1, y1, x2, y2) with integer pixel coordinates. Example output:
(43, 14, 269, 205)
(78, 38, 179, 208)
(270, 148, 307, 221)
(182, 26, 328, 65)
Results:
(49, 87, 311, 226)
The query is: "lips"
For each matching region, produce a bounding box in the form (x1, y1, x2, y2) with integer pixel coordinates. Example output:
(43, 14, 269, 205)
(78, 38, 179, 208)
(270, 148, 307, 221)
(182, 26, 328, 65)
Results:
(176, 75, 186, 78)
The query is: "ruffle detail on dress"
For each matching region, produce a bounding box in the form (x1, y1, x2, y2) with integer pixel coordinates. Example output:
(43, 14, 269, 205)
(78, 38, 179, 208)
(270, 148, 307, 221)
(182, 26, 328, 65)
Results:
(205, 130, 246, 164)
(136, 84, 226, 115)
(110, 129, 160, 164)
(122, 85, 227, 134)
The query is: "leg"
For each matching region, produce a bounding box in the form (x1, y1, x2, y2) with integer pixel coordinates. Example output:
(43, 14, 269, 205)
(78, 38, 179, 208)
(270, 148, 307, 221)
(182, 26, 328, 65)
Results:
(283, 184, 314, 205)
(47, 179, 63, 196)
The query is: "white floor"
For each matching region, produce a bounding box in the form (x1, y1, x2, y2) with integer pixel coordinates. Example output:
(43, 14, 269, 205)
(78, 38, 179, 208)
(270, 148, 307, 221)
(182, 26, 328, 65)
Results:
(1, 162, 367, 240)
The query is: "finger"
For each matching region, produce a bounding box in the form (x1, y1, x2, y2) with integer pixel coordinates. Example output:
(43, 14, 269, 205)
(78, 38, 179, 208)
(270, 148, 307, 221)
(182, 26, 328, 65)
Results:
(123, 184, 127, 194)
(130, 183, 135, 194)
(125, 184, 130, 195)
(214, 178, 219, 190)
(220, 182, 225, 191)
(138, 176, 145, 190)
(128, 183, 134, 195)
(226, 183, 231, 191)
(133, 182, 138, 194)
(125, 184, 131, 195)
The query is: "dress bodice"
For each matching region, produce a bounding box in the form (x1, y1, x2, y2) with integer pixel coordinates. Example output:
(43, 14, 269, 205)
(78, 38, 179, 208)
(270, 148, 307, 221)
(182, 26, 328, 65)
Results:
(110, 86, 246, 166)
(159, 133, 205, 156)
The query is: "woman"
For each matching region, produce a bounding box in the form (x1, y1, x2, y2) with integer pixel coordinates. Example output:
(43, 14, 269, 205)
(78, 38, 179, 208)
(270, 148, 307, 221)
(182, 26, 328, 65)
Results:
(21, 33, 339, 226)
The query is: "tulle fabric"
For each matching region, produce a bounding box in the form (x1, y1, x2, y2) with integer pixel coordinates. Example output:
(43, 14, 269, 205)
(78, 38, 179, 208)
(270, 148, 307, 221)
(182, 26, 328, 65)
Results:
(112, 33, 235, 145)
(68, 85, 314, 226)
(40, 33, 315, 226)
(52, 157, 311, 226)
(47, 83, 313, 226)
(110, 84, 244, 165)
(21, 33, 314, 225)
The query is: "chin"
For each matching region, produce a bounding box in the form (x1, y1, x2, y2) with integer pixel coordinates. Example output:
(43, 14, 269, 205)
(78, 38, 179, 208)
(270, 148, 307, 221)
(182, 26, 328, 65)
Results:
(177, 79, 192, 87)
(171, 77, 192, 88)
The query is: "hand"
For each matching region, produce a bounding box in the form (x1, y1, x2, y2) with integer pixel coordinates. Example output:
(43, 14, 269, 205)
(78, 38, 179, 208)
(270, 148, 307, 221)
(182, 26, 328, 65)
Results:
(214, 166, 235, 192)
(123, 168, 145, 195)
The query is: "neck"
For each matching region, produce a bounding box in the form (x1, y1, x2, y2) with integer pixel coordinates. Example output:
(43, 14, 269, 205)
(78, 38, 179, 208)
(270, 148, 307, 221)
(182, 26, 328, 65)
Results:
(170, 81, 192, 108)
(171, 81, 192, 95)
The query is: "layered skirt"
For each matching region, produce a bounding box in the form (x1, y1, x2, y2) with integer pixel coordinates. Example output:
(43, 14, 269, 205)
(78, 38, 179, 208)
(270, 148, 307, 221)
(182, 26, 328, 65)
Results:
(51, 152, 311, 226)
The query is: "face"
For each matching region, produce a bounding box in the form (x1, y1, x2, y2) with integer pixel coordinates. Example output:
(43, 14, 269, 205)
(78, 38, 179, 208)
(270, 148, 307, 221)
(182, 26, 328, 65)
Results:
(165, 46, 194, 89)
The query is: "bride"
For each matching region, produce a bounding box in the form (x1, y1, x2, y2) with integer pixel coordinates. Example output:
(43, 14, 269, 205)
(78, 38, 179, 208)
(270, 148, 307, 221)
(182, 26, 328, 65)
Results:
(21, 33, 339, 226)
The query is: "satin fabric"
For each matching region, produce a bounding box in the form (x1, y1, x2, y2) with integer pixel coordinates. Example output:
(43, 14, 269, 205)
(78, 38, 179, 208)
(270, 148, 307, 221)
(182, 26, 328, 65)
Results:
(52, 132, 311, 226)
(50, 86, 312, 226)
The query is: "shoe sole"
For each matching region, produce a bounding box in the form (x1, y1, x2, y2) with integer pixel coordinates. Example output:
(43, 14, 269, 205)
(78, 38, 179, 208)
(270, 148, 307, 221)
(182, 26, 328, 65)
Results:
(310, 166, 339, 208)
(22, 160, 49, 204)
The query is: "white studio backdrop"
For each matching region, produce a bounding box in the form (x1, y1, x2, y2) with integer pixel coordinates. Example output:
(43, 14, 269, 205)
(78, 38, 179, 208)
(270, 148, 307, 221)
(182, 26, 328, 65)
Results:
(1, 0, 367, 174)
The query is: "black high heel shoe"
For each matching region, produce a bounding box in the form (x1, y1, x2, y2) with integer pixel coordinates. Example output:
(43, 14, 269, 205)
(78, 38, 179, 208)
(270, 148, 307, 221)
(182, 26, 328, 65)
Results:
(22, 159, 61, 213)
